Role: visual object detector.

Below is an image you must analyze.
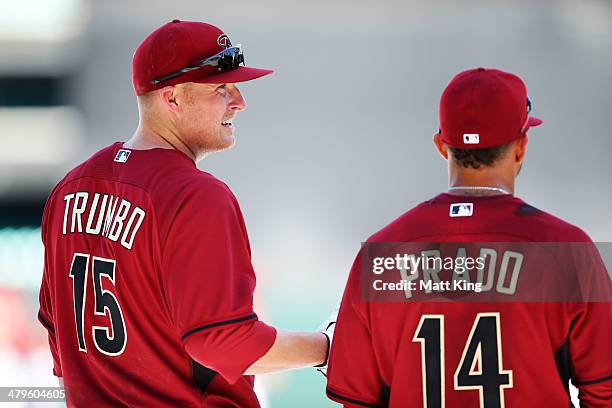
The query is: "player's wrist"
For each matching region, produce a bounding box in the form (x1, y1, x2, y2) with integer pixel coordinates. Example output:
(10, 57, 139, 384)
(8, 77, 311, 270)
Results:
(314, 302, 339, 375)
(313, 332, 330, 368)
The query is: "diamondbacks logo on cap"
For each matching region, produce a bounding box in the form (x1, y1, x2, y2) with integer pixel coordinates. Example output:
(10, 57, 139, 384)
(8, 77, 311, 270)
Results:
(217, 34, 232, 49)
(450, 203, 473, 217)
(114, 149, 131, 163)
(463, 133, 480, 144)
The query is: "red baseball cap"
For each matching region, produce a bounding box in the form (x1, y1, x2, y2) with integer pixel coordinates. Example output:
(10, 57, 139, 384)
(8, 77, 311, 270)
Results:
(437, 67, 542, 149)
(132, 20, 273, 95)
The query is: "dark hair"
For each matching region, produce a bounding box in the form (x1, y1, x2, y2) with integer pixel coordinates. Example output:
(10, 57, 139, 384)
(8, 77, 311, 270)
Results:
(448, 143, 512, 169)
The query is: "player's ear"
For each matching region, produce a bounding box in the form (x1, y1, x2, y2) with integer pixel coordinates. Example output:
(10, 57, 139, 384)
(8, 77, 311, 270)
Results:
(514, 136, 528, 163)
(433, 133, 449, 161)
(159, 86, 180, 113)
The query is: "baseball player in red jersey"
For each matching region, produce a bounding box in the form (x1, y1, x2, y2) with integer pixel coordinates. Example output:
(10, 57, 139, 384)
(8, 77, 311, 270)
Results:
(325, 68, 612, 407)
(37, 20, 329, 407)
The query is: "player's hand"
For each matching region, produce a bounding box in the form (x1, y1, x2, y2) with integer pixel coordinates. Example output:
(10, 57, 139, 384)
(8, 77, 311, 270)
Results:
(314, 302, 339, 376)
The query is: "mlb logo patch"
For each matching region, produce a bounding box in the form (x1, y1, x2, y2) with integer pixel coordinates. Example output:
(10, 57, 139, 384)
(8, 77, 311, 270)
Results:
(463, 133, 480, 144)
(114, 149, 131, 163)
(450, 203, 474, 217)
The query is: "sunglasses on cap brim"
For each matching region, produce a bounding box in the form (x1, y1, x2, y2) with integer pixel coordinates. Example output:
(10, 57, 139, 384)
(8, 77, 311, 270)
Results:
(150, 45, 245, 85)
(520, 97, 533, 133)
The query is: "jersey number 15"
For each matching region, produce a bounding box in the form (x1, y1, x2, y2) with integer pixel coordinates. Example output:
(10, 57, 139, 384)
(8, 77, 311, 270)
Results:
(69, 253, 127, 356)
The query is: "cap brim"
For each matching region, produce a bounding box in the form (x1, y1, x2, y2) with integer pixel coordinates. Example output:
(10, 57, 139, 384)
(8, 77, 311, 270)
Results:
(528, 116, 543, 127)
(193, 66, 273, 84)
(522, 116, 543, 134)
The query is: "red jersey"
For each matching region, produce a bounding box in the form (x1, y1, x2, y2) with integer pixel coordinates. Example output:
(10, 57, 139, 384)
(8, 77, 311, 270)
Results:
(327, 193, 612, 408)
(38, 143, 276, 407)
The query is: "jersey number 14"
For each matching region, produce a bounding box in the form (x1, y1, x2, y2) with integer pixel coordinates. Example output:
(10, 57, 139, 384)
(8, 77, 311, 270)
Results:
(413, 313, 513, 408)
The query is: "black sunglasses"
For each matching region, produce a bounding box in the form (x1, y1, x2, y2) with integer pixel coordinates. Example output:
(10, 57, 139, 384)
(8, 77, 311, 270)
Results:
(520, 97, 533, 133)
(150, 45, 245, 85)
(526, 97, 532, 113)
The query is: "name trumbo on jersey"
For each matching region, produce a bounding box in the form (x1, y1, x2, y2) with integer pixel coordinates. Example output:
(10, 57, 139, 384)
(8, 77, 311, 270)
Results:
(62, 192, 146, 250)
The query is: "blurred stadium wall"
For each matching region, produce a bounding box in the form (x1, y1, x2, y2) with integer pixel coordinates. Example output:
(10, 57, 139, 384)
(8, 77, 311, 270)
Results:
(0, 0, 610, 406)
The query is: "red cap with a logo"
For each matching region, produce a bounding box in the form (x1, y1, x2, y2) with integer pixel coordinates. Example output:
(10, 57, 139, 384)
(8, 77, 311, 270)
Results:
(437, 67, 542, 149)
(132, 20, 273, 95)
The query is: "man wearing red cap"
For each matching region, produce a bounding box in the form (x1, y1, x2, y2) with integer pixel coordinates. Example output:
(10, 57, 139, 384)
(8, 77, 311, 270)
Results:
(325, 68, 611, 407)
(37, 20, 328, 407)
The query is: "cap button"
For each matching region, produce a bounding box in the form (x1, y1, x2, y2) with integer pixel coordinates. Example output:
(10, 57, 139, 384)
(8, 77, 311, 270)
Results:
(172, 19, 181, 23)
(477, 67, 485, 71)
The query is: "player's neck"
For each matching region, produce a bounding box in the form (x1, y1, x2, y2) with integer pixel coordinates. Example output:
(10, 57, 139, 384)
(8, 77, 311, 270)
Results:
(125, 123, 197, 163)
(447, 168, 515, 197)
